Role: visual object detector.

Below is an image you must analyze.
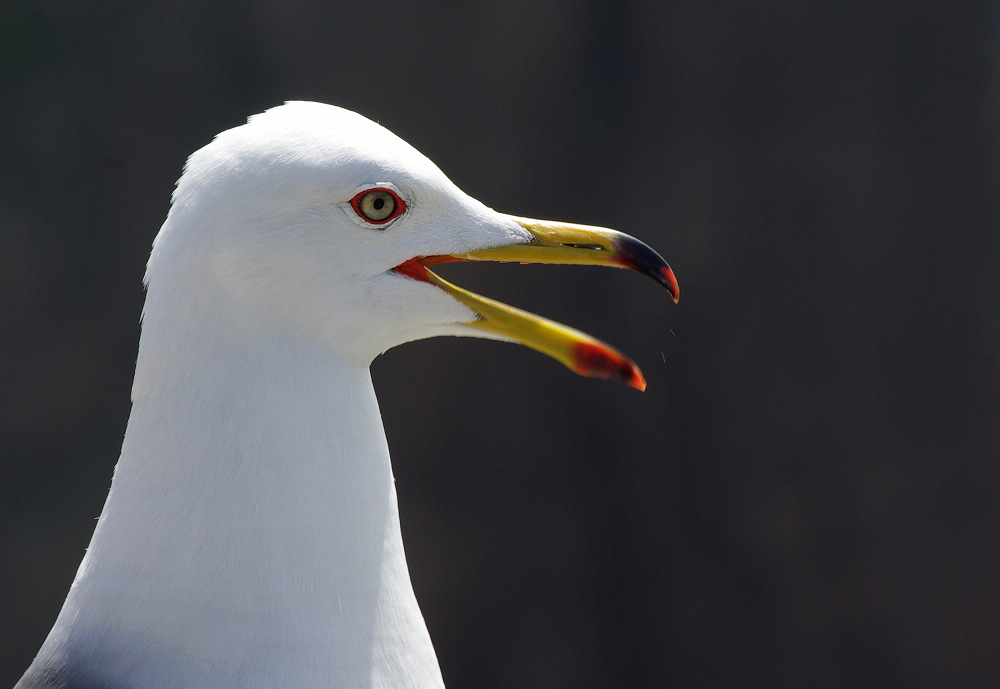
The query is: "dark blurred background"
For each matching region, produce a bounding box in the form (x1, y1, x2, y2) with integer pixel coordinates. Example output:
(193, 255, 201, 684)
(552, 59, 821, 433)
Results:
(2, 1, 999, 687)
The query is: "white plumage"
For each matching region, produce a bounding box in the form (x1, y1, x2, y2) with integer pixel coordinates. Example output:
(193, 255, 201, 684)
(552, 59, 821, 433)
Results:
(16, 102, 676, 689)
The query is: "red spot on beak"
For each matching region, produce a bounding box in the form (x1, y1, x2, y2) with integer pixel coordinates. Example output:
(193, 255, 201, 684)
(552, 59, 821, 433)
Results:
(571, 342, 647, 391)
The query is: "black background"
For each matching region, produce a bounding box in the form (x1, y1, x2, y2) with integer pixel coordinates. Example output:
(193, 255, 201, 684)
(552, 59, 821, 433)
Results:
(3, 2, 999, 688)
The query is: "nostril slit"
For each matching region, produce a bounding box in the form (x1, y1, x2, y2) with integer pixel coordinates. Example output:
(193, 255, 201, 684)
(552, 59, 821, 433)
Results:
(560, 243, 603, 250)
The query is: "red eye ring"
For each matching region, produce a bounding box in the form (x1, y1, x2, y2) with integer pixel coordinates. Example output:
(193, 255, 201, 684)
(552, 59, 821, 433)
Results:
(350, 187, 406, 225)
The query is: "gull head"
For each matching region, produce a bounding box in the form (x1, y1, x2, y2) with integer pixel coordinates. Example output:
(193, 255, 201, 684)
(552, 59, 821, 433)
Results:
(145, 101, 677, 389)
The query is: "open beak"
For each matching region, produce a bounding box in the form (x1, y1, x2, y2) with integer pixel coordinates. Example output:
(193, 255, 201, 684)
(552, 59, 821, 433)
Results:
(393, 215, 679, 391)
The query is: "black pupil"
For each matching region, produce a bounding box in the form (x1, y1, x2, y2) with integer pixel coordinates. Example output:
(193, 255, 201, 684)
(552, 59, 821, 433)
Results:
(373, 196, 385, 210)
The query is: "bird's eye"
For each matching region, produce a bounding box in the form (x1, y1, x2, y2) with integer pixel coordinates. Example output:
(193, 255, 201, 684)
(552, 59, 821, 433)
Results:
(350, 188, 405, 225)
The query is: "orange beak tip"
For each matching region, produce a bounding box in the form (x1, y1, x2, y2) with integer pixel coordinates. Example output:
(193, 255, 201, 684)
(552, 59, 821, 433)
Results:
(663, 266, 680, 303)
(631, 374, 648, 393)
(571, 342, 647, 391)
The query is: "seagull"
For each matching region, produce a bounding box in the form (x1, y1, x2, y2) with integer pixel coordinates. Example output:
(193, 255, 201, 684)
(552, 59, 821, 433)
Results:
(15, 101, 678, 689)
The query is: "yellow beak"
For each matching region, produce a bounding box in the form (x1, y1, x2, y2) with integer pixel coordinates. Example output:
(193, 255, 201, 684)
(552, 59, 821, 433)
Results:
(393, 215, 679, 391)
